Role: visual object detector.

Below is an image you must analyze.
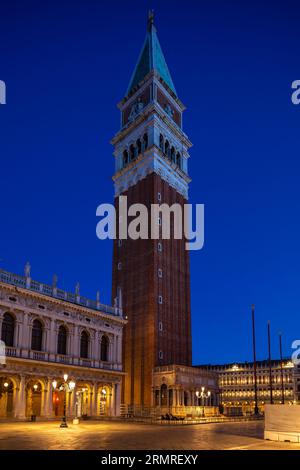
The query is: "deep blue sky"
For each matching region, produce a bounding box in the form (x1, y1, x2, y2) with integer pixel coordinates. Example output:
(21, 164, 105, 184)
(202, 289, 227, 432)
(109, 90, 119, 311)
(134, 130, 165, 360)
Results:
(1, 0, 299, 364)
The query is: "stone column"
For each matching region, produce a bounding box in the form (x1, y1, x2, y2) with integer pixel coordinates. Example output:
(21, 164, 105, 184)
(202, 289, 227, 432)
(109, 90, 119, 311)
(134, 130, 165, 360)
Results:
(44, 378, 54, 418)
(89, 390, 94, 416)
(48, 318, 56, 360)
(91, 383, 98, 417)
(15, 375, 26, 419)
(114, 382, 121, 417)
(117, 335, 122, 364)
(73, 325, 79, 363)
(69, 390, 76, 418)
(90, 332, 96, 362)
(21, 312, 30, 351)
(95, 331, 100, 363)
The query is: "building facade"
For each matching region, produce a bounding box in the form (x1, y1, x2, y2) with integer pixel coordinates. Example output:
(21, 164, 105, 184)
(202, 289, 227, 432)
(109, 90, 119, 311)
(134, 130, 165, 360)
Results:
(152, 365, 219, 417)
(111, 13, 192, 408)
(0, 266, 126, 419)
(199, 360, 295, 415)
(294, 363, 300, 403)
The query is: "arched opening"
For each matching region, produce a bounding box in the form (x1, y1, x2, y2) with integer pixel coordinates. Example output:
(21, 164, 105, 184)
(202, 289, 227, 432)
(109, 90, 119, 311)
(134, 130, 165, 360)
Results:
(184, 391, 189, 406)
(136, 138, 142, 155)
(100, 335, 109, 362)
(98, 385, 110, 417)
(143, 133, 148, 150)
(31, 319, 43, 351)
(0, 378, 14, 417)
(171, 146, 175, 162)
(176, 152, 181, 169)
(159, 133, 164, 151)
(129, 144, 135, 161)
(123, 150, 129, 167)
(164, 140, 170, 157)
(57, 325, 67, 355)
(160, 384, 168, 406)
(26, 380, 42, 418)
(53, 388, 64, 417)
(1, 313, 15, 347)
(80, 331, 89, 358)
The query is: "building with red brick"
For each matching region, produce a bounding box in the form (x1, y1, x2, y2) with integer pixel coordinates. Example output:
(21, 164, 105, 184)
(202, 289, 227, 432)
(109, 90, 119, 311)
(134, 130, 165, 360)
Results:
(111, 13, 217, 411)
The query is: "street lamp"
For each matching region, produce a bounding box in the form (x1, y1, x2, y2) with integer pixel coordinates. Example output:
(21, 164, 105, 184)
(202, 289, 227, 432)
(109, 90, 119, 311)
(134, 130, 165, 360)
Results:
(52, 374, 76, 428)
(196, 387, 211, 417)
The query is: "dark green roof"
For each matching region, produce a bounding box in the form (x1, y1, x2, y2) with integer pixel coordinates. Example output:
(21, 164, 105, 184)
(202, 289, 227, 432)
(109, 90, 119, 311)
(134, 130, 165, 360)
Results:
(126, 21, 177, 96)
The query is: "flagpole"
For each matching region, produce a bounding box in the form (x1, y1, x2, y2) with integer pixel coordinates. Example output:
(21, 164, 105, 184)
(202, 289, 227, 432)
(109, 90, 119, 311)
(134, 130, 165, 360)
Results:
(267, 321, 273, 404)
(279, 332, 285, 404)
(252, 304, 259, 415)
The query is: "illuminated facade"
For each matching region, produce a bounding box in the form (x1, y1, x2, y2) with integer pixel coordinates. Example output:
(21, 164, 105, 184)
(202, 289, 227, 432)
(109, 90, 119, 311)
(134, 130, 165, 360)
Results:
(199, 360, 295, 415)
(0, 266, 125, 419)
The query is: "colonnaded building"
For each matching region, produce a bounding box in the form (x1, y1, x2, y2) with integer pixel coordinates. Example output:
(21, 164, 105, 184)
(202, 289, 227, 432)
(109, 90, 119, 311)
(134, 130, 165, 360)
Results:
(199, 359, 296, 415)
(0, 266, 125, 419)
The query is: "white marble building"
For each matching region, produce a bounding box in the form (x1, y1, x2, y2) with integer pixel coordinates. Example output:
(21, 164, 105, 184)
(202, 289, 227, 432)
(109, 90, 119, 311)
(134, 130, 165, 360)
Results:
(0, 265, 126, 420)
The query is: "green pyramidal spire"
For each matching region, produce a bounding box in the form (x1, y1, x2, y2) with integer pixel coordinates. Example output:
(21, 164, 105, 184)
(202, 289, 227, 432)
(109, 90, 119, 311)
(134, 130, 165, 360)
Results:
(126, 11, 177, 96)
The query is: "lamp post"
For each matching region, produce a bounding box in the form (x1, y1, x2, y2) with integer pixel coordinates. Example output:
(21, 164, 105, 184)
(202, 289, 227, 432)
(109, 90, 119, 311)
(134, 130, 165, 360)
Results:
(52, 374, 76, 428)
(196, 387, 211, 417)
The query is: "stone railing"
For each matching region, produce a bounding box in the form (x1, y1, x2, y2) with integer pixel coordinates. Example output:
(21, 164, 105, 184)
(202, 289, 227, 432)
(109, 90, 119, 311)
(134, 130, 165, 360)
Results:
(0, 268, 122, 317)
(5, 346, 122, 372)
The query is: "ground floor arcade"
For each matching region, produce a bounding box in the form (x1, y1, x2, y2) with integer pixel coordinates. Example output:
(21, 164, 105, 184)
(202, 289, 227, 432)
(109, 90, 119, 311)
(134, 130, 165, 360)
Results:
(0, 358, 123, 419)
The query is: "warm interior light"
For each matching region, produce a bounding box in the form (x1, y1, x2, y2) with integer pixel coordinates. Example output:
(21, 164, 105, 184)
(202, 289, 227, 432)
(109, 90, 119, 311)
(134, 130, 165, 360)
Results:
(208, 391, 211, 397)
(3, 382, 9, 388)
(52, 380, 57, 390)
(33, 384, 38, 391)
(102, 388, 107, 395)
(69, 381, 75, 391)
(195, 390, 199, 398)
(63, 374, 68, 382)
(201, 386, 205, 392)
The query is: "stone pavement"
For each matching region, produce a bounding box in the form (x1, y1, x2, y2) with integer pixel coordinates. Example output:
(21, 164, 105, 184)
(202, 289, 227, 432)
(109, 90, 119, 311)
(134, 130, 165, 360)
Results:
(0, 420, 299, 450)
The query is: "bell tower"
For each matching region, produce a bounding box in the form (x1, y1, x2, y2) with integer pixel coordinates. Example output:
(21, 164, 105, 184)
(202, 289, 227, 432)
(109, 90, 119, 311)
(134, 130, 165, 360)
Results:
(111, 12, 192, 408)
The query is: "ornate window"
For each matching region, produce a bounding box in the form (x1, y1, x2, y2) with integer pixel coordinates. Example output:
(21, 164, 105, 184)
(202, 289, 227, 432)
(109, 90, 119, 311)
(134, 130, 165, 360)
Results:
(129, 144, 135, 161)
(80, 330, 89, 358)
(136, 138, 142, 155)
(143, 133, 148, 150)
(171, 146, 175, 162)
(57, 325, 67, 355)
(164, 140, 170, 156)
(31, 319, 43, 351)
(160, 383, 167, 405)
(159, 133, 164, 150)
(123, 150, 129, 167)
(1, 313, 15, 347)
(176, 152, 181, 168)
(100, 335, 109, 362)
